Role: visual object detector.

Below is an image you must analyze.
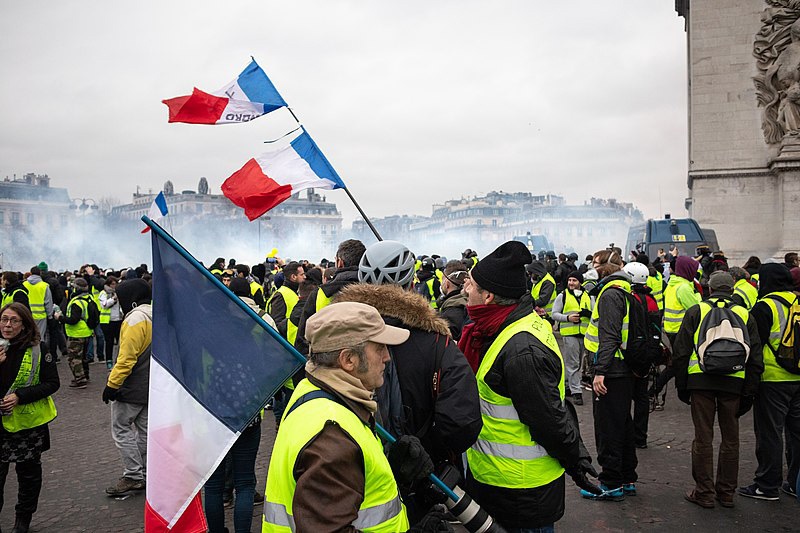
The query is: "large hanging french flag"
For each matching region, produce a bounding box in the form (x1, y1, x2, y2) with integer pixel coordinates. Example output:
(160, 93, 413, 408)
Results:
(221, 129, 346, 220)
(144, 224, 302, 533)
(162, 59, 287, 125)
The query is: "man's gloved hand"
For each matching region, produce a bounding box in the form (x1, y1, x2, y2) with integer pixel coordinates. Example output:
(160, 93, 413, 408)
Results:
(736, 395, 754, 418)
(565, 458, 601, 495)
(677, 388, 691, 405)
(387, 435, 433, 486)
(407, 510, 454, 533)
(102, 386, 119, 404)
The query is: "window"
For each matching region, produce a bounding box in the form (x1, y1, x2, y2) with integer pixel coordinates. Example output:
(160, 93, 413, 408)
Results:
(27, 213, 35, 225)
(61, 215, 68, 227)
(46, 214, 53, 227)
(321, 225, 327, 235)
(0, 211, 4, 224)
(11, 212, 20, 225)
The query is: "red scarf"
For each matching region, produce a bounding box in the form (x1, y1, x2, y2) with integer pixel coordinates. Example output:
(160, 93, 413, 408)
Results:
(458, 304, 518, 373)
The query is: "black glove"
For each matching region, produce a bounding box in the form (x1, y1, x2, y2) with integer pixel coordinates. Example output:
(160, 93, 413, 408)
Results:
(677, 389, 691, 405)
(407, 510, 454, 533)
(565, 458, 601, 495)
(102, 386, 119, 404)
(736, 396, 754, 418)
(387, 435, 433, 486)
(579, 308, 592, 319)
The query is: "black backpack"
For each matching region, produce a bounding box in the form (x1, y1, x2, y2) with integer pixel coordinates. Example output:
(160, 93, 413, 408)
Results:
(694, 299, 750, 375)
(83, 295, 101, 330)
(619, 290, 662, 377)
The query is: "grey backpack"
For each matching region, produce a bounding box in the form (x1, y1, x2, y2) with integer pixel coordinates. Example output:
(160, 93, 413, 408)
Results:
(695, 299, 750, 375)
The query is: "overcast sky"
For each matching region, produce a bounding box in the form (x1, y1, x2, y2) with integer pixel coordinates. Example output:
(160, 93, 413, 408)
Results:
(0, 1, 688, 225)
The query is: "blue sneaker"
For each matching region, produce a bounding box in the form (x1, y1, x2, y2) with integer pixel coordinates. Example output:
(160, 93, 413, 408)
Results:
(581, 484, 625, 501)
(623, 483, 636, 496)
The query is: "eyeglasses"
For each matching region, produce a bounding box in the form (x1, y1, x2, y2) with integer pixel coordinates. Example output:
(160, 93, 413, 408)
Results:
(0, 317, 22, 325)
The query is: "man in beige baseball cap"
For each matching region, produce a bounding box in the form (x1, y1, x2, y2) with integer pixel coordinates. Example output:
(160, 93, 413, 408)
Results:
(264, 302, 454, 532)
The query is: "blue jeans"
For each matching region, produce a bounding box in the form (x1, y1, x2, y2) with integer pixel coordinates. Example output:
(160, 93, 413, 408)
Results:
(204, 422, 261, 533)
(507, 526, 555, 533)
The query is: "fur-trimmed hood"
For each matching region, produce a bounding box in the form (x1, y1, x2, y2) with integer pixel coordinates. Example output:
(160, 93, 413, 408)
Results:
(334, 283, 451, 336)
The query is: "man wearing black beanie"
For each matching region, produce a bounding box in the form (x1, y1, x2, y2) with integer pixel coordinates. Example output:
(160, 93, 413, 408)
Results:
(458, 241, 599, 530)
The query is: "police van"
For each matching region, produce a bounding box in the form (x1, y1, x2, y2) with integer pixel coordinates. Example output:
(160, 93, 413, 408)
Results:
(626, 216, 719, 260)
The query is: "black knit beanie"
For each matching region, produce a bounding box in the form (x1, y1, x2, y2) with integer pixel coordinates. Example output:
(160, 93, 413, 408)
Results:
(470, 241, 532, 299)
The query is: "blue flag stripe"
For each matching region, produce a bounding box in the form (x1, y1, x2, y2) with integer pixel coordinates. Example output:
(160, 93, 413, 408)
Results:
(238, 59, 288, 113)
(291, 130, 346, 189)
(147, 216, 302, 433)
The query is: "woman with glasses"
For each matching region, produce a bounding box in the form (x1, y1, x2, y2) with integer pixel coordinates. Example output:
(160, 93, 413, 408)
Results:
(0, 303, 60, 533)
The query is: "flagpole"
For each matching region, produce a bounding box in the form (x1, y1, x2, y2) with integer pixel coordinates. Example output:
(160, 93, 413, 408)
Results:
(142, 214, 456, 501)
(284, 113, 383, 242)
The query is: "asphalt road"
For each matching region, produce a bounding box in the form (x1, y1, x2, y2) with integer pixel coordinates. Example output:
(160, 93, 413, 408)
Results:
(1, 359, 797, 532)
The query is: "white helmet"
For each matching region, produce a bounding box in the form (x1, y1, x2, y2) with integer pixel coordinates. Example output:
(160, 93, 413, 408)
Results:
(583, 268, 599, 281)
(623, 262, 650, 285)
(358, 240, 416, 289)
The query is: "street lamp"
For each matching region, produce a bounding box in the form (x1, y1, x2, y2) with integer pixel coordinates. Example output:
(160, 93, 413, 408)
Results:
(69, 198, 99, 213)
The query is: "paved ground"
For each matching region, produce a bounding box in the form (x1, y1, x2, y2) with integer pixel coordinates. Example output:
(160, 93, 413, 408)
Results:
(2, 360, 798, 532)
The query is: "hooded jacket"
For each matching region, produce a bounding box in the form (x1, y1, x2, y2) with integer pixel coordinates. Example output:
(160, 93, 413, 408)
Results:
(334, 284, 481, 465)
(751, 263, 797, 348)
(437, 289, 468, 341)
(591, 273, 634, 378)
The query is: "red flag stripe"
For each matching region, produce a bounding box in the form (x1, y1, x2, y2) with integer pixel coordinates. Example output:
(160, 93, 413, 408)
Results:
(145, 493, 207, 533)
(162, 88, 227, 124)
(221, 158, 293, 220)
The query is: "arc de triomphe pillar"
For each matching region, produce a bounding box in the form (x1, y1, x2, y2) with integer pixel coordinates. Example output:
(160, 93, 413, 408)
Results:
(677, 0, 800, 260)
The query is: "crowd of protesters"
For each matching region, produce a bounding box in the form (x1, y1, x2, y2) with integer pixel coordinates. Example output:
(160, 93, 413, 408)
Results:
(1, 244, 799, 532)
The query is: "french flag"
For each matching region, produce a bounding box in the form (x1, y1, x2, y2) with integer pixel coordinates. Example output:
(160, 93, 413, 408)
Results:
(162, 59, 287, 125)
(222, 130, 346, 220)
(141, 192, 168, 234)
(144, 228, 301, 532)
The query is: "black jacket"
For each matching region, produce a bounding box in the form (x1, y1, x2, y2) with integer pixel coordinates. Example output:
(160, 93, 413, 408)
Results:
(673, 294, 763, 397)
(437, 289, 468, 341)
(267, 280, 299, 339)
(465, 298, 590, 529)
(2, 281, 29, 308)
(334, 284, 481, 464)
(294, 267, 360, 355)
(592, 274, 632, 378)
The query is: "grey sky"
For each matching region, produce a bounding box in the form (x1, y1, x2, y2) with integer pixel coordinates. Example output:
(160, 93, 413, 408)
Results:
(0, 1, 687, 225)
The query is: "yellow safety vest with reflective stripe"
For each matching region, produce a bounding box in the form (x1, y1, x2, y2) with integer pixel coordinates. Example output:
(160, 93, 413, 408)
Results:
(315, 289, 332, 312)
(425, 277, 438, 309)
(22, 280, 47, 320)
(664, 276, 695, 334)
(646, 273, 664, 311)
(268, 286, 299, 340)
(584, 279, 631, 357)
(2, 347, 57, 433)
(467, 314, 565, 489)
(263, 379, 408, 532)
(250, 281, 265, 307)
(760, 292, 800, 382)
(1, 287, 27, 308)
(733, 279, 758, 311)
(64, 295, 93, 338)
(531, 273, 557, 315)
(95, 287, 111, 324)
(688, 298, 748, 380)
(559, 290, 591, 337)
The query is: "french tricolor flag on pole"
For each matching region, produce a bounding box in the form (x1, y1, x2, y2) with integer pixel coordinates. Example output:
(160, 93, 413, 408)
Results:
(144, 222, 301, 532)
(221, 129, 346, 221)
(141, 192, 168, 234)
(162, 59, 287, 125)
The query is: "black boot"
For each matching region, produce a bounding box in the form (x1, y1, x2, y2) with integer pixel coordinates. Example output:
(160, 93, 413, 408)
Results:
(11, 514, 30, 533)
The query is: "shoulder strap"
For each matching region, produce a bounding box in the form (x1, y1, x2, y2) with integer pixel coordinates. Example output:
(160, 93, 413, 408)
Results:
(765, 294, 795, 308)
(283, 389, 344, 420)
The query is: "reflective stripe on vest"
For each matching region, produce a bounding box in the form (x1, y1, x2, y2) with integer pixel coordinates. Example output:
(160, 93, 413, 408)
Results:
(687, 298, 747, 380)
(263, 379, 408, 532)
(466, 314, 565, 489)
(426, 278, 438, 309)
(22, 281, 47, 320)
(531, 274, 557, 315)
(761, 292, 800, 382)
(2, 347, 57, 433)
(583, 279, 631, 357)
(647, 273, 664, 311)
(664, 277, 694, 333)
(268, 286, 300, 346)
(558, 290, 590, 336)
(64, 296, 93, 338)
(733, 279, 758, 311)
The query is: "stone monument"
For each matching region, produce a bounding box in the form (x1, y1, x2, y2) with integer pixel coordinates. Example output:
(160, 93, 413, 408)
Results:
(677, 0, 800, 260)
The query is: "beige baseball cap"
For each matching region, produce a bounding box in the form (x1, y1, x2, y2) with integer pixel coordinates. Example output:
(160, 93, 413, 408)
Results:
(306, 301, 409, 353)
